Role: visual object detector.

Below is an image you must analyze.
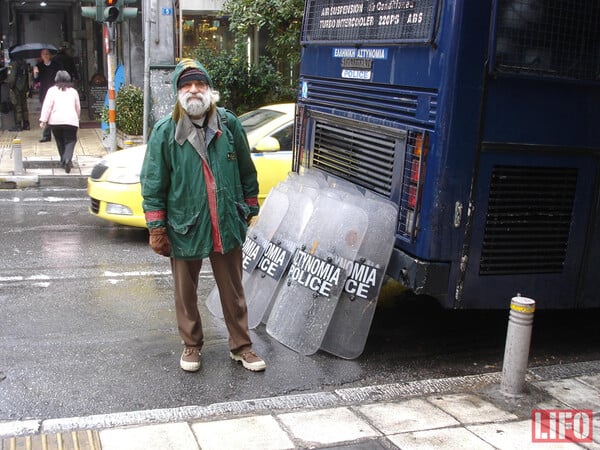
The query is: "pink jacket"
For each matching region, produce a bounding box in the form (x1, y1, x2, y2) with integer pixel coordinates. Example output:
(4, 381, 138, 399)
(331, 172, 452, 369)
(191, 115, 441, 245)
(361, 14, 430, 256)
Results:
(40, 86, 81, 127)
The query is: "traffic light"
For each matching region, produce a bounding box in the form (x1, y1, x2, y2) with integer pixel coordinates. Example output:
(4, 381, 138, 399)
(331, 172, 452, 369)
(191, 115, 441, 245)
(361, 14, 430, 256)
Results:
(119, 0, 139, 21)
(81, 0, 138, 23)
(104, 0, 119, 22)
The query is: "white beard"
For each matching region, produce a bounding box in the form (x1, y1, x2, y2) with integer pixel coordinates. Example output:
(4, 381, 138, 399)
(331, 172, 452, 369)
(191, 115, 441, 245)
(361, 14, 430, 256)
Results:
(178, 90, 211, 117)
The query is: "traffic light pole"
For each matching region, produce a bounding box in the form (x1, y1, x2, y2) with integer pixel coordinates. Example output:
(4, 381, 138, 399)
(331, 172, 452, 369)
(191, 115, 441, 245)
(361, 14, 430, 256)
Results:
(105, 22, 117, 152)
(81, 0, 139, 152)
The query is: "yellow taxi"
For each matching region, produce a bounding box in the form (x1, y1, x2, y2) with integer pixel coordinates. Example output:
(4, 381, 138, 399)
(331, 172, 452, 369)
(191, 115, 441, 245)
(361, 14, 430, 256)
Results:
(88, 103, 295, 228)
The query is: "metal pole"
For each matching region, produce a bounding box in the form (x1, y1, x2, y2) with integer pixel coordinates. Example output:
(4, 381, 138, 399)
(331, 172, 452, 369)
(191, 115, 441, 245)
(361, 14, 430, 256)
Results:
(500, 294, 536, 397)
(105, 22, 117, 152)
(12, 138, 24, 175)
(142, 0, 151, 144)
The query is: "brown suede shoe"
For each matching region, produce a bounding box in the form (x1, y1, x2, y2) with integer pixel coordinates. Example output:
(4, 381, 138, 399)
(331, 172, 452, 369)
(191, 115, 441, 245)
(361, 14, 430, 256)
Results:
(180, 346, 201, 372)
(230, 350, 266, 372)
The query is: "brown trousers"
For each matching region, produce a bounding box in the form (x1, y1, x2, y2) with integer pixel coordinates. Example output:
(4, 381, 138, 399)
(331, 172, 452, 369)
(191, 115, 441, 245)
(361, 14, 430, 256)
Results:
(170, 247, 252, 354)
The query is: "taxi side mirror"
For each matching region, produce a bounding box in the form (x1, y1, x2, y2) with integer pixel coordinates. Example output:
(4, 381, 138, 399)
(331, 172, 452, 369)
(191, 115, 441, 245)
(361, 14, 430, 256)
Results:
(253, 136, 280, 153)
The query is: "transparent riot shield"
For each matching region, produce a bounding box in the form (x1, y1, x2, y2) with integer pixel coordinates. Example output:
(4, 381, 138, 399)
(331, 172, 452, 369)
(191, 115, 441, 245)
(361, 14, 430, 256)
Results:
(298, 166, 329, 188)
(286, 171, 328, 189)
(327, 175, 363, 197)
(266, 192, 369, 355)
(320, 197, 398, 359)
(244, 183, 318, 328)
(206, 186, 290, 319)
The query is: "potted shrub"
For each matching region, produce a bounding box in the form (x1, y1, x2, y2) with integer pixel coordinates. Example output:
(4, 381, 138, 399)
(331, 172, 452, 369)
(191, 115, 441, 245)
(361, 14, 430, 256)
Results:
(101, 84, 144, 148)
(115, 84, 144, 148)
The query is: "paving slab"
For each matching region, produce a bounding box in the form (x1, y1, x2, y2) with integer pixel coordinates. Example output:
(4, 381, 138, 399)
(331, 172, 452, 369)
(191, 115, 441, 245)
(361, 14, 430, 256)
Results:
(100, 422, 198, 450)
(277, 407, 380, 446)
(357, 398, 459, 434)
(191, 415, 294, 450)
(578, 374, 600, 391)
(468, 419, 586, 450)
(388, 426, 495, 450)
(427, 393, 518, 424)
(534, 378, 600, 412)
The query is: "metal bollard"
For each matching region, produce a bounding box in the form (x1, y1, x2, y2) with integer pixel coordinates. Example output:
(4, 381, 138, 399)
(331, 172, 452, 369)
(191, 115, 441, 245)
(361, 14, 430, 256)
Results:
(12, 138, 24, 175)
(500, 294, 536, 397)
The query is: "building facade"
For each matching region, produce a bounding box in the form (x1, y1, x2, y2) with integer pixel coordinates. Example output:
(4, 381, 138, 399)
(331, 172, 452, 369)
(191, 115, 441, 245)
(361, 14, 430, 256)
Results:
(0, 0, 254, 128)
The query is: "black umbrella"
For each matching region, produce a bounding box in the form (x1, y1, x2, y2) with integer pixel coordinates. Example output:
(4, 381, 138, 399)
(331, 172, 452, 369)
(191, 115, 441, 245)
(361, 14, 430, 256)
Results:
(8, 43, 58, 60)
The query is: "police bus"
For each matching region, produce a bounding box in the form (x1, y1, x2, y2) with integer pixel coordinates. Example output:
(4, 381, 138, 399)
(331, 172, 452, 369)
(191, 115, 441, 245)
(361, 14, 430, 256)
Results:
(293, 0, 600, 309)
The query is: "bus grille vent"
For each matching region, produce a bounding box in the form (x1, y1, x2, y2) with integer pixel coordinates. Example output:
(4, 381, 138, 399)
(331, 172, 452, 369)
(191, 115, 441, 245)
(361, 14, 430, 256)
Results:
(313, 119, 397, 197)
(306, 78, 437, 129)
(480, 166, 577, 275)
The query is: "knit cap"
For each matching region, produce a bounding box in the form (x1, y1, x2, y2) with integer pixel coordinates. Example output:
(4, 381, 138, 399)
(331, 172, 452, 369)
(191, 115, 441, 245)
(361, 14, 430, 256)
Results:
(177, 68, 211, 90)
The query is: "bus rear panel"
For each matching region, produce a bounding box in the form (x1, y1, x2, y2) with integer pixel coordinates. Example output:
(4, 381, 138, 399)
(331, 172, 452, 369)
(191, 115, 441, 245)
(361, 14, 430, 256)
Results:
(293, 0, 600, 309)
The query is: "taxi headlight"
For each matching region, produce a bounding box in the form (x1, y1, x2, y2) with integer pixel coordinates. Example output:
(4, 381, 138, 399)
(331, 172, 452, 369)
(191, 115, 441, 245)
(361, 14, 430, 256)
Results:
(106, 203, 134, 215)
(104, 168, 140, 184)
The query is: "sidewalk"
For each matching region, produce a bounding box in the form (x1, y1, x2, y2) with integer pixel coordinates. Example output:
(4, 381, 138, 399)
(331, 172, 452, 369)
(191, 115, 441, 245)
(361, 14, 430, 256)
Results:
(0, 102, 107, 189)
(1, 360, 598, 449)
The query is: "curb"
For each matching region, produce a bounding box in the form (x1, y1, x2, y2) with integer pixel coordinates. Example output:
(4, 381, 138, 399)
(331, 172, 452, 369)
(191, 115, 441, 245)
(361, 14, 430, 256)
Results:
(0, 174, 88, 189)
(0, 175, 39, 189)
(39, 175, 88, 188)
(1, 158, 90, 188)
(1, 360, 598, 439)
(0, 372, 502, 438)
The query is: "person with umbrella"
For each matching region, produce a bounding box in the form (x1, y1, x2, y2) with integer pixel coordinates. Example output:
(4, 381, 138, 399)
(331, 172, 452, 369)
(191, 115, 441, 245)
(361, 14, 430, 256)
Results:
(33, 48, 62, 142)
(7, 55, 30, 131)
(9, 43, 58, 60)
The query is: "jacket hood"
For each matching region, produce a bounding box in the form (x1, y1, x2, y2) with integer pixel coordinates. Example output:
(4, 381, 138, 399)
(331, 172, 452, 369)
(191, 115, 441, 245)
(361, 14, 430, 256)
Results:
(172, 59, 213, 98)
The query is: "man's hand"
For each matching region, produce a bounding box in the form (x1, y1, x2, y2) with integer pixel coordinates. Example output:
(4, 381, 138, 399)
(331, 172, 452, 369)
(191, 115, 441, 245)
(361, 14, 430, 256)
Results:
(148, 227, 172, 257)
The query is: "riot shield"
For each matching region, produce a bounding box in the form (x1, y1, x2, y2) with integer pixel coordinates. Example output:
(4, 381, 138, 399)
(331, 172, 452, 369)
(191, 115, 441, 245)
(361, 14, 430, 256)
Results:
(327, 175, 363, 197)
(298, 166, 329, 187)
(286, 170, 328, 189)
(206, 186, 290, 319)
(266, 192, 369, 355)
(320, 197, 398, 359)
(245, 183, 318, 328)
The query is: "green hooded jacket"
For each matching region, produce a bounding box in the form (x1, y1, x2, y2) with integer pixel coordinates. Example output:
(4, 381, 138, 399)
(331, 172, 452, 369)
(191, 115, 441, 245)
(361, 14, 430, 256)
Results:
(140, 59, 259, 259)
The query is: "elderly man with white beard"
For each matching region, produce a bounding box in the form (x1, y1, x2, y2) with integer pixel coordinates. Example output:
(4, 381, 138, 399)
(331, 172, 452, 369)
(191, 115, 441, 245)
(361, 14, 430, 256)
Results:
(140, 59, 266, 373)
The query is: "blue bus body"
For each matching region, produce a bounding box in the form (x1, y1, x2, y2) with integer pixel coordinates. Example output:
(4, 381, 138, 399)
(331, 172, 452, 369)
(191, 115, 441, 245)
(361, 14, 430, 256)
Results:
(293, 0, 600, 308)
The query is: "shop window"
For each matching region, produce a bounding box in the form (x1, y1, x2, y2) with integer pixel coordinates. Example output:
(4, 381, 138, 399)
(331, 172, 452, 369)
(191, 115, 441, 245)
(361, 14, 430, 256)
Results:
(180, 15, 233, 58)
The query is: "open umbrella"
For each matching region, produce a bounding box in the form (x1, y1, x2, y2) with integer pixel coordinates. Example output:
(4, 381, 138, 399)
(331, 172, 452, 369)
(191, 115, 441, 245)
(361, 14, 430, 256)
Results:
(8, 43, 58, 60)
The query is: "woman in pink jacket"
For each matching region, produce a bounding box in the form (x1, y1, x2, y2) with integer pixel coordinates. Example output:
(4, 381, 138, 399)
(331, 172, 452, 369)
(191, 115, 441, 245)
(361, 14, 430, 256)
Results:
(39, 70, 81, 173)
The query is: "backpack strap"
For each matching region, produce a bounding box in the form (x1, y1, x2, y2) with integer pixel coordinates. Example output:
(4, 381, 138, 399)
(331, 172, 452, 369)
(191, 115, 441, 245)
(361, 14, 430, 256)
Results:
(217, 106, 229, 130)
